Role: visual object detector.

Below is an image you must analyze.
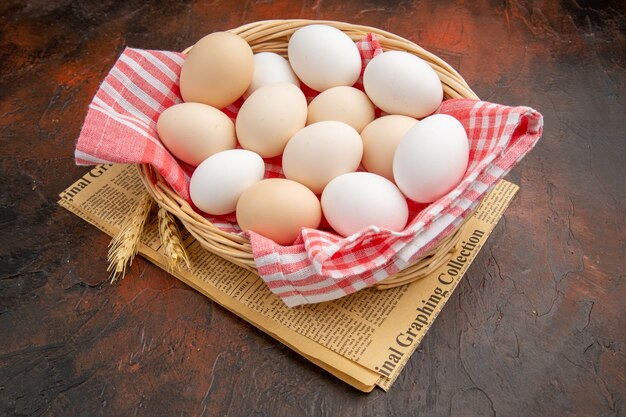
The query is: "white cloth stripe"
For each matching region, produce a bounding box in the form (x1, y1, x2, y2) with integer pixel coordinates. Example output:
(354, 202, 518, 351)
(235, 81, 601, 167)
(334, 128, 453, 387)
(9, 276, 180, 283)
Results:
(119, 54, 180, 102)
(352, 280, 368, 292)
(468, 180, 489, 193)
(486, 164, 505, 178)
(282, 265, 319, 282)
(166, 52, 185, 66)
(256, 252, 308, 268)
(269, 278, 339, 293)
(92, 97, 151, 130)
(373, 268, 389, 281)
(254, 253, 278, 268)
(478, 103, 496, 151)
(469, 100, 481, 133)
(89, 104, 164, 151)
(494, 104, 505, 144)
(74, 150, 112, 164)
(281, 294, 309, 308)
(109, 66, 165, 113)
(99, 81, 154, 126)
(391, 240, 406, 252)
(499, 112, 519, 149)
(89, 104, 152, 139)
(260, 263, 317, 282)
(393, 257, 407, 270)
(397, 213, 456, 263)
(261, 272, 284, 282)
(451, 197, 473, 210)
(133, 49, 180, 82)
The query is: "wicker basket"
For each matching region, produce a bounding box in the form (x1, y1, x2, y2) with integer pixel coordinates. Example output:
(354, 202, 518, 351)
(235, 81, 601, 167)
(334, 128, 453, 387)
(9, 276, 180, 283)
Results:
(138, 19, 479, 290)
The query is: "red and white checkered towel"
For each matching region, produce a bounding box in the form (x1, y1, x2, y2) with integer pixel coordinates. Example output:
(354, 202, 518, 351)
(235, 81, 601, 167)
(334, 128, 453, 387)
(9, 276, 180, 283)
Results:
(75, 34, 543, 307)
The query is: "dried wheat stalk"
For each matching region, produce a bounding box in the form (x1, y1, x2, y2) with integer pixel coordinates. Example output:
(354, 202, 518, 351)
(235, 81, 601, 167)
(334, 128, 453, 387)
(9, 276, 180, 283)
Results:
(107, 192, 153, 282)
(157, 206, 190, 272)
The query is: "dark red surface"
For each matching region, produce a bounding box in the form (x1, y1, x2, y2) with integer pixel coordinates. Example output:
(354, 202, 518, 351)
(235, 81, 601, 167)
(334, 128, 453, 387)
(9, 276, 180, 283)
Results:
(1, 1, 624, 416)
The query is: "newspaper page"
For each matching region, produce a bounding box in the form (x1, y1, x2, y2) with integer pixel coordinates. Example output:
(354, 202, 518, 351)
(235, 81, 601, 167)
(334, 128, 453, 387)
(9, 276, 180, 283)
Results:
(59, 164, 518, 392)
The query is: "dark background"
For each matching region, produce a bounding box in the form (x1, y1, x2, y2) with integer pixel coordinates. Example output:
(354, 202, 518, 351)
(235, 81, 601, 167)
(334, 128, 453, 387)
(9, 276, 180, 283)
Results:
(1, 1, 624, 416)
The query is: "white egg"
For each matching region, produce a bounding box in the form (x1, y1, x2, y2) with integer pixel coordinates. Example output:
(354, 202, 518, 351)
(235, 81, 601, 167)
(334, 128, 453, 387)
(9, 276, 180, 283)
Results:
(288, 24, 361, 92)
(363, 51, 443, 118)
(321, 172, 409, 237)
(244, 52, 300, 98)
(190, 149, 265, 215)
(393, 114, 469, 203)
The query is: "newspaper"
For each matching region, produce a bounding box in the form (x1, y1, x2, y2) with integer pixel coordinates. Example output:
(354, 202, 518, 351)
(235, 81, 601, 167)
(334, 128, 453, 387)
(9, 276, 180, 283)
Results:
(58, 164, 518, 392)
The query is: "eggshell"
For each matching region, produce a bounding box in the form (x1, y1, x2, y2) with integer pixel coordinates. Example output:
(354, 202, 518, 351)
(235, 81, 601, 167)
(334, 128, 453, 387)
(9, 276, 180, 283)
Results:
(245, 52, 300, 98)
(307, 86, 375, 132)
(236, 179, 322, 245)
(282, 121, 363, 194)
(361, 115, 418, 181)
(190, 149, 265, 215)
(180, 32, 253, 108)
(393, 114, 469, 203)
(288, 25, 361, 92)
(156, 102, 236, 166)
(363, 51, 443, 118)
(321, 172, 409, 237)
(236, 83, 308, 158)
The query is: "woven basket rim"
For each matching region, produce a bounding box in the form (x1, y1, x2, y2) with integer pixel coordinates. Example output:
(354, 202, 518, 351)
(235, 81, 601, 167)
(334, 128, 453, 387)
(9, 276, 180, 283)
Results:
(138, 18, 480, 287)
